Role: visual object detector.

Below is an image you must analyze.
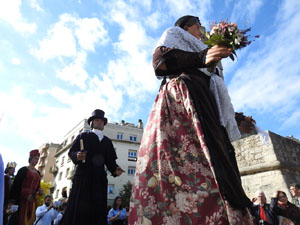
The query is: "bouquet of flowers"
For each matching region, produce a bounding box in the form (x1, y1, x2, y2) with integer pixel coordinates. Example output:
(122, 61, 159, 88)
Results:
(204, 20, 259, 71)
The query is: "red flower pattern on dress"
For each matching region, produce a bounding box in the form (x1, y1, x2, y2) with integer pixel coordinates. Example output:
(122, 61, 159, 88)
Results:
(129, 77, 250, 225)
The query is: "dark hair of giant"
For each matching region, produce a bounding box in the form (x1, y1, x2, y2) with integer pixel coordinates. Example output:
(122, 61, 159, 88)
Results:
(112, 196, 122, 210)
(174, 15, 200, 30)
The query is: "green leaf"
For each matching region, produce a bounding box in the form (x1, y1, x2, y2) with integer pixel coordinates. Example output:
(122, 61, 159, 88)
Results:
(232, 50, 237, 57)
(184, 214, 192, 225)
(158, 201, 168, 210)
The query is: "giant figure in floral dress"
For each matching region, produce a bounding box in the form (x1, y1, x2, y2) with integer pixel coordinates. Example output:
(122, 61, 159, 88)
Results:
(129, 15, 253, 225)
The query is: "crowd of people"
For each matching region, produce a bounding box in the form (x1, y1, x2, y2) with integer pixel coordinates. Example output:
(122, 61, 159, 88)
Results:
(1, 14, 300, 225)
(249, 184, 300, 225)
(2, 152, 68, 225)
(4, 163, 300, 225)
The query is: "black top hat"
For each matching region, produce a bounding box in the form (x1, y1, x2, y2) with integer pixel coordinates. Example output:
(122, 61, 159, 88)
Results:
(87, 109, 108, 125)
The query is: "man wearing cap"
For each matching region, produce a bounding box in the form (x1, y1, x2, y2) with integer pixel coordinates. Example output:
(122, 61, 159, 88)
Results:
(60, 109, 124, 225)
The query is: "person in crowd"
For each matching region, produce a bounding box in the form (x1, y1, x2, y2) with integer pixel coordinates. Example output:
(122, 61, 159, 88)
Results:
(59, 188, 67, 204)
(129, 15, 254, 224)
(9, 150, 42, 225)
(250, 190, 278, 225)
(270, 190, 300, 225)
(4, 162, 16, 206)
(53, 202, 67, 225)
(60, 109, 124, 225)
(107, 197, 127, 225)
(3, 200, 18, 225)
(289, 184, 300, 208)
(34, 195, 58, 225)
(1, 153, 4, 225)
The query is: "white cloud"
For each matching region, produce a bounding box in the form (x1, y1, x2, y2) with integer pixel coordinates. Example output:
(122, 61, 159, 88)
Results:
(0, 0, 36, 33)
(0, 145, 28, 172)
(145, 12, 163, 30)
(75, 17, 109, 51)
(105, 2, 159, 96)
(194, 0, 213, 26)
(11, 57, 21, 65)
(26, 0, 43, 12)
(280, 109, 300, 130)
(31, 16, 77, 61)
(40, 1, 160, 124)
(0, 86, 41, 142)
(228, 0, 300, 116)
(0, 85, 95, 148)
(32, 13, 109, 61)
(165, 0, 193, 17)
(230, 0, 263, 25)
(56, 51, 89, 89)
(130, 0, 152, 10)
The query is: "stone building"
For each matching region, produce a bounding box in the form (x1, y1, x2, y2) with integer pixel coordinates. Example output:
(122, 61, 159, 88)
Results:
(52, 118, 143, 204)
(37, 143, 60, 183)
(232, 131, 300, 202)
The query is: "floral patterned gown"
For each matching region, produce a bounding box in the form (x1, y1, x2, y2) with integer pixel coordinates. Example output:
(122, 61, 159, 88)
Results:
(128, 47, 252, 225)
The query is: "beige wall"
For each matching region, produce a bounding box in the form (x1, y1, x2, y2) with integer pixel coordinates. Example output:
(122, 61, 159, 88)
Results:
(232, 131, 300, 202)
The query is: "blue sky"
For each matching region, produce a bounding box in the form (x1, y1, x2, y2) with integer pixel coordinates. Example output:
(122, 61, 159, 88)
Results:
(1, 0, 300, 169)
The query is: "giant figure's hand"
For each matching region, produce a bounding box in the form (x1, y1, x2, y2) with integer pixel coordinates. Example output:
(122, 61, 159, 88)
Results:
(77, 151, 86, 161)
(205, 45, 232, 65)
(114, 167, 125, 176)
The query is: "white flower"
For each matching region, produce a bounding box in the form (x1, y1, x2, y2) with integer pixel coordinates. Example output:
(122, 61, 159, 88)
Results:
(136, 154, 149, 174)
(234, 38, 240, 45)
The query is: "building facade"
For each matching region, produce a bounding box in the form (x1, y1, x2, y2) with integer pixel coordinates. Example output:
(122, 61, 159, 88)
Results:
(37, 143, 60, 183)
(53, 119, 143, 204)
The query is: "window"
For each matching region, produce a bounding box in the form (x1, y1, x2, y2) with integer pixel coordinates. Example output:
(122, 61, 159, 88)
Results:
(55, 189, 59, 198)
(65, 168, 70, 178)
(61, 156, 65, 167)
(67, 157, 71, 163)
(117, 133, 123, 140)
(58, 172, 63, 180)
(71, 135, 75, 142)
(128, 150, 137, 161)
(130, 135, 137, 141)
(108, 184, 114, 194)
(128, 166, 136, 175)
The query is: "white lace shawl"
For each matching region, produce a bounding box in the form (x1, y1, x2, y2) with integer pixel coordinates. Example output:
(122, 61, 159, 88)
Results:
(156, 26, 241, 141)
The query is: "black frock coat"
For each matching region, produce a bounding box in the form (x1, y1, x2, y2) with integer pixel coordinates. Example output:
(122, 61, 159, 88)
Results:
(60, 131, 119, 225)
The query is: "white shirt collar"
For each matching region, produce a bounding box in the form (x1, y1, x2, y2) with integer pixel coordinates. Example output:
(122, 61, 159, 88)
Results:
(92, 129, 103, 142)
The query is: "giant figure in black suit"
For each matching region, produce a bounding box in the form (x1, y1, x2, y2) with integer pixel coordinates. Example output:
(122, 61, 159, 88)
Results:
(60, 109, 124, 225)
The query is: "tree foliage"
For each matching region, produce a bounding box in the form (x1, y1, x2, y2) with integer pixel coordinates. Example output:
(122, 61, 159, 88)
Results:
(118, 181, 132, 208)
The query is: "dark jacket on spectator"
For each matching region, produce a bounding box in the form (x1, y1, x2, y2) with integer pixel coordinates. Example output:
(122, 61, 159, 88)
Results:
(270, 197, 300, 225)
(250, 203, 279, 225)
